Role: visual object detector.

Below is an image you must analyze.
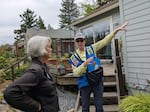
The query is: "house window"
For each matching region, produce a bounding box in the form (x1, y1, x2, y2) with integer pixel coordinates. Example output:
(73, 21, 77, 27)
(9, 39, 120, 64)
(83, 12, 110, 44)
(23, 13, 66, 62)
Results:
(82, 26, 94, 46)
(80, 19, 112, 59)
(94, 20, 111, 59)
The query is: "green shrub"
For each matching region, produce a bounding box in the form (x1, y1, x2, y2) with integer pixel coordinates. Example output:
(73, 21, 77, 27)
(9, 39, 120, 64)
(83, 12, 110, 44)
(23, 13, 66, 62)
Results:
(5, 63, 29, 80)
(0, 70, 5, 83)
(0, 92, 3, 100)
(119, 92, 150, 112)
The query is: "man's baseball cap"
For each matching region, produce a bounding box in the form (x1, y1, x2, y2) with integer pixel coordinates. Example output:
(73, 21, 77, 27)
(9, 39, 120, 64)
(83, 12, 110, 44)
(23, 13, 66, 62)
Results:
(74, 32, 85, 40)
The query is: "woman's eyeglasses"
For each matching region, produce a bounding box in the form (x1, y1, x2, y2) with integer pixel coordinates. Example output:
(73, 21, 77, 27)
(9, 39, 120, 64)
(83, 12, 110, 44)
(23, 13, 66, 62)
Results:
(76, 39, 84, 43)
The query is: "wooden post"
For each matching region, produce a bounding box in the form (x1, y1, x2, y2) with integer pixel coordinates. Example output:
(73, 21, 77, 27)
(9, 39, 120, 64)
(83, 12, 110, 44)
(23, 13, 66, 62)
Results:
(115, 39, 126, 96)
(74, 90, 80, 112)
(11, 66, 15, 81)
(15, 42, 20, 68)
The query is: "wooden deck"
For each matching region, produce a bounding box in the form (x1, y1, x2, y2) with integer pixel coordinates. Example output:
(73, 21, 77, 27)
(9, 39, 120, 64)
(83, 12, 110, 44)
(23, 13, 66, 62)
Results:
(51, 62, 119, 112)
(52, 63, 115, 86)
(53, 73, 78, 85)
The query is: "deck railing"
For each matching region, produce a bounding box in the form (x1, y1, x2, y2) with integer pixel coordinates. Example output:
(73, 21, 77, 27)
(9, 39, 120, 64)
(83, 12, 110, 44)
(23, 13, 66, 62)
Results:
(3, 55, 28, 81)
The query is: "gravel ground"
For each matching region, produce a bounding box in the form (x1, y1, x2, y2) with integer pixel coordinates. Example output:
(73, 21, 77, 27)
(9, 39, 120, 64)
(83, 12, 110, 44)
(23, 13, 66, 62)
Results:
(57, 87, 78, 112)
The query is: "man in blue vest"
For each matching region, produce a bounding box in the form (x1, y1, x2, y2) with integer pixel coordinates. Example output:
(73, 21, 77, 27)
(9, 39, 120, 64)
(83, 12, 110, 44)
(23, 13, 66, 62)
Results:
(69, 22, 128, 112)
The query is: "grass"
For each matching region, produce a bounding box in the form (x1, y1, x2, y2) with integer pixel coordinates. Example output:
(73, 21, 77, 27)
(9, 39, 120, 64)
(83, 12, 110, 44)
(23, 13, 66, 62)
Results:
(119, 92, 150, 112)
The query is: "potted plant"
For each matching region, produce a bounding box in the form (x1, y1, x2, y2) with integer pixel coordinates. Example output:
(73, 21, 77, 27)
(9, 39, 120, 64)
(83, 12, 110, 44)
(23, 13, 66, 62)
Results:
(119, 92, 150, 112)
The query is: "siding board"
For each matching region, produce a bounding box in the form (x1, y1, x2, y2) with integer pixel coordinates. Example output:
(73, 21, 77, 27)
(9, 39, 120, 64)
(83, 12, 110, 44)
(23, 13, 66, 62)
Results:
(127, 15, 150, 25)
(124, 8, 150, 20)
(138, 74, 150, 80)
(126, 33, 150, 41)
(128, 78, 138, 84)
(128, 57, 150, 63)
(126, 27, 150, 36)
(127, 45, 150, 52)
(123, 0, 150, 10)
(128, 63, 150, 69)
(124, 2, 150, 15)
(138, 79, 147, 86)
(128, 68, 150, 74)
(127, 51, 150, 57)
(126, 39, 150, 46)
(128, 74, 149, 85)
(127, 20, 150, 31)
(123, 0, 135, 5)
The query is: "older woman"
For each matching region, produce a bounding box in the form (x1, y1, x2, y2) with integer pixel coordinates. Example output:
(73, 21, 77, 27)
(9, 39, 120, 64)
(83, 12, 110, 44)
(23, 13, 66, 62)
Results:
(4, 35, 60, 112)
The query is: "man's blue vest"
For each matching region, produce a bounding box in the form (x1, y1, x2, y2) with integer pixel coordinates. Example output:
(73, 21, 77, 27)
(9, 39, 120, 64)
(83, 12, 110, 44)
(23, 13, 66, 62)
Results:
(69, 46, 101, 89)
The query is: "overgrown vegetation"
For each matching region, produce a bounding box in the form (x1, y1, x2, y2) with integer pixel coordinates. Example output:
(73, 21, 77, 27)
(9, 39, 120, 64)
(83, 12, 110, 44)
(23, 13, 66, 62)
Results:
(119, 92, 150, 112)
(0, 45, 15, 69)
(5, 63, 29, 80)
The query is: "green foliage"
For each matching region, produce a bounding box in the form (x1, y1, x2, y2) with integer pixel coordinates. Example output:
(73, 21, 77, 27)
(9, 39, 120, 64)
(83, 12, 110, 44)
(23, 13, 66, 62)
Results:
(14, 8, 46, 40)
(119, 92, 150, 112)
(0, 45, 15, 69)
(63, 53, 69, 58)
(78, 0, 97, 16)
(36, 16, 46, 29)
(81, 3, 97, 16)
(5, 63, 29, 80)
(58, 0, 79, 29)
(14, 8, 38, 40)
(0, 70, 5, 83)
(0, 92, 4, 100)
(97, 0, 113, 6)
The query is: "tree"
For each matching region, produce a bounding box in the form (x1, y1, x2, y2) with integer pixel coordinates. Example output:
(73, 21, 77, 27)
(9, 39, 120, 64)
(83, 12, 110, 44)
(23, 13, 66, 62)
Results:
(36, 16, 46, 29)
(80, 3, 97, 16)
(77, 0, 98, 17)
(14, 8, 37, 40)
(58, 0, 79, 29)
(97, 0, 113, 6)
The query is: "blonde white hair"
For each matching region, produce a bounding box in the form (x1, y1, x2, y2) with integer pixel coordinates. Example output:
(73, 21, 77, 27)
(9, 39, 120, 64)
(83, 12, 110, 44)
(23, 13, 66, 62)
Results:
(27, 35, 51, 58)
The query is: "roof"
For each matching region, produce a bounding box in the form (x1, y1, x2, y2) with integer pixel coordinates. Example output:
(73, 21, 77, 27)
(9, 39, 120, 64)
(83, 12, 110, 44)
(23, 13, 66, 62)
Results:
(72, 0, 119, 26)
(25, 28, 74, 41)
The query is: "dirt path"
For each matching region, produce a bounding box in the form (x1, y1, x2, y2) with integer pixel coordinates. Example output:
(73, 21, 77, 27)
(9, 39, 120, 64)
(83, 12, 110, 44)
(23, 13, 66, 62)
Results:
(0, 80, 12, 92)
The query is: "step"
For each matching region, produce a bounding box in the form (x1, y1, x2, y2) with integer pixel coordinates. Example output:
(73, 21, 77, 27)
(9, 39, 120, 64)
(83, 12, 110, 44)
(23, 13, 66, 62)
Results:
(89, 92, 118, 105)
(104, 74, 116, 82)
(103, 92, 118, 105)
(77, 105, 118, 112)
(104, 82, 116, 87)
(90, 92, 117, 98)
(103, 105, 118, 112)
(103, 92, 117, 97)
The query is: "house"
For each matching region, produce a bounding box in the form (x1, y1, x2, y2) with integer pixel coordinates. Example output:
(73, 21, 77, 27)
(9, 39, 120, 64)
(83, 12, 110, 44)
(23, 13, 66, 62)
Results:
(25, 28, 75, 57)
(72, 0, 150, 94)
(119, 0, 150, 93)
(71, 0, 120, 59)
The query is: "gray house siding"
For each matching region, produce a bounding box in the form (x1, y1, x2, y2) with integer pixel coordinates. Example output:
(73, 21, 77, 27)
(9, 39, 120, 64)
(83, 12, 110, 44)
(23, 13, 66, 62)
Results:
(119, 0, 150, 91)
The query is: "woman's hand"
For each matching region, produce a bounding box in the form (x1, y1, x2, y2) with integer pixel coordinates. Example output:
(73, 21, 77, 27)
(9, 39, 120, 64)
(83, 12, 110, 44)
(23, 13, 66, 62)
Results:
(113, 22, 128, 34)
(83, 57, 93, 67)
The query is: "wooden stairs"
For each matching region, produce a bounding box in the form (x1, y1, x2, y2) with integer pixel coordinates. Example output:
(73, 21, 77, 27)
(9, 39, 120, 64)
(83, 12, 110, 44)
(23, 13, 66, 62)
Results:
(75, 63, 119, 112)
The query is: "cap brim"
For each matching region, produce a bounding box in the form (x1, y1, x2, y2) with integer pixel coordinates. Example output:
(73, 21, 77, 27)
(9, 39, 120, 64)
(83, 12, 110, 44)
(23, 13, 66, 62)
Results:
(74, 37, 85, 40)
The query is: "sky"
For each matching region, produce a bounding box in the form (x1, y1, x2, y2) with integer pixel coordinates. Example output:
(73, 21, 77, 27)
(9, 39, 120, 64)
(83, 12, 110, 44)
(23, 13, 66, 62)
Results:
(0, 0, 85, 45)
